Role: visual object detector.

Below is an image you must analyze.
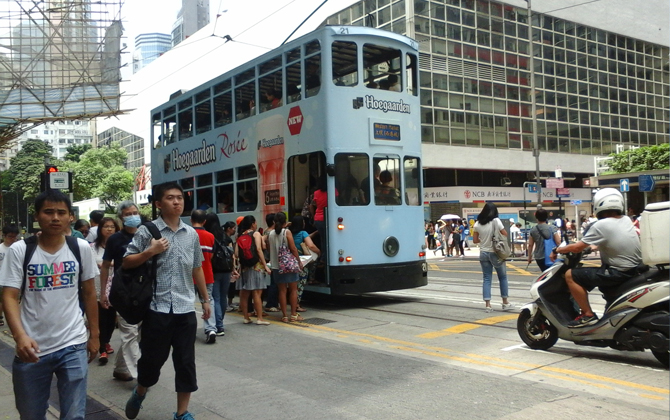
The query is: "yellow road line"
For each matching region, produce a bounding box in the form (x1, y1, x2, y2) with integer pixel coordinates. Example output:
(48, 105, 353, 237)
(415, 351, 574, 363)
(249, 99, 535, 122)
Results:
(417, 314, 518, 339)
(300, 322, 669, 396)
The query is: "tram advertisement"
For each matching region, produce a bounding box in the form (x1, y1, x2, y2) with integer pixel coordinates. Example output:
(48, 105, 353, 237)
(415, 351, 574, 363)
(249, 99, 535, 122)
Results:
(257, 114, 286, 220)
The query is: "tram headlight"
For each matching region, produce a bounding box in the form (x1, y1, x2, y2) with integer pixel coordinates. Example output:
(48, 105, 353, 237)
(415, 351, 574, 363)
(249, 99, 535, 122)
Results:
(337, 224, 344, 230)
(345, 256, 352, 262)
(337, 217, 344, 230)
(383, 236, 400, 257)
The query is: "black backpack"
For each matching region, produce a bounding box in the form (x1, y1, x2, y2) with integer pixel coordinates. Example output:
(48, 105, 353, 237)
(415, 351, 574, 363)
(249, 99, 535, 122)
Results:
(211, 237, 234, 273)
(22, 235, 84, 314)
(109, 222, 161, 325)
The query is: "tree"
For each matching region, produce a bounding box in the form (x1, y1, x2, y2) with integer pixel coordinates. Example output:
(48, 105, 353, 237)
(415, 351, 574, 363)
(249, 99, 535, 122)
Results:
(608, 143, 670, 173)
(63, 143, 92, 162)
(6, 139, 56, 201)
(61, 143, 134, 207)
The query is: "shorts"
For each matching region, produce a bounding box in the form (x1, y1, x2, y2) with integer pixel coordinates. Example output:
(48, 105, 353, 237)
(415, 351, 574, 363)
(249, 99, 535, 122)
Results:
(570, 265, 638, 292)
(273, 269, 299, 284)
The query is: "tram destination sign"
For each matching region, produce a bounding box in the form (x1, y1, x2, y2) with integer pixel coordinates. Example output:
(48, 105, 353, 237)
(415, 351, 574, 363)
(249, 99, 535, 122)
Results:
(373, 122, 400, 141)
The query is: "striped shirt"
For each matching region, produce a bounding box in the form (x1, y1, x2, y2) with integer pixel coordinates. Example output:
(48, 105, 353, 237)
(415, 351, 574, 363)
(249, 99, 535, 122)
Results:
(124, 217, 203, 314)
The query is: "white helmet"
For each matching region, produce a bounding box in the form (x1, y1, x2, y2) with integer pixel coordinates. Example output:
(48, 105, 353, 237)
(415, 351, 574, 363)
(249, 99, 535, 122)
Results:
(593, 188, 624, 218)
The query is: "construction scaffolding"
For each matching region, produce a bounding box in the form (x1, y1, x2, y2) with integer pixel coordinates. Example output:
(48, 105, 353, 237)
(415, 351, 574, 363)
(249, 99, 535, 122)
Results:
(0, 0, 124, 147)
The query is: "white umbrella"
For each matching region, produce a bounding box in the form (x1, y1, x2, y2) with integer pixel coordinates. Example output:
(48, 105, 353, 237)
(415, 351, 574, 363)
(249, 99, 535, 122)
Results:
(440, 214, 461, 220)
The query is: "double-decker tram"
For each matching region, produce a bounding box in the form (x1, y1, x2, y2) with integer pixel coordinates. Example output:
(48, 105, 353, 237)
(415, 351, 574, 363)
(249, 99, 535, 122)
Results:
(150, 25, 427, 294)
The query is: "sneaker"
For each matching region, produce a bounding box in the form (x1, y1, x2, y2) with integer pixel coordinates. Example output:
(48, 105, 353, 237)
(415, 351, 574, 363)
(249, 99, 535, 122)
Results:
(255, 320, 270, 325)
(502, 303, 515, 311)
(205, 331, 216, 344)
(174, 411, 195, 420)
(98, 352, 108, 365)
(125, 386, 146, 419)
(485, 306, 494, 313)
(216, 327, 225, 336)
(243, 318, 253, 324)
(105, 343, 114, 354)
(567, 313, 599, 328)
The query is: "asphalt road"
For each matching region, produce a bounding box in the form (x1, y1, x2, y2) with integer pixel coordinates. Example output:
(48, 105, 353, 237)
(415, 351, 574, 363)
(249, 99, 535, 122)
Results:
(1, 256, 668, 420)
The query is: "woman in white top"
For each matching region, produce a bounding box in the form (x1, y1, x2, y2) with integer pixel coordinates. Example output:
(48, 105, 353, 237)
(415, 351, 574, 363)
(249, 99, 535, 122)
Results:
(91, 217, 120, 364)
(473, 203, 513, 313)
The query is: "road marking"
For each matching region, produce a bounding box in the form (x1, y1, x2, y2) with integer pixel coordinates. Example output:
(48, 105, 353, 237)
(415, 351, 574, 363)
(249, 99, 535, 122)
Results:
(507, 262, 532, 275)
(501, 343, 526, 352)
(417, 314, 518, 339)
(297, 322, 669, 397)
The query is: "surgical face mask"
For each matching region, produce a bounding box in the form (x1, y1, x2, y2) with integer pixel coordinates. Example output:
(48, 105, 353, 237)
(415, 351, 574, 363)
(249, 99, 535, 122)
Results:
(123, 215, 141, 228)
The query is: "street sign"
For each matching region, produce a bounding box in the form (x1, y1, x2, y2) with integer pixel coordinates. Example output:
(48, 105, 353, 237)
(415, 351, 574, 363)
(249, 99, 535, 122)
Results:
(556, 188, 571, 198)
(570, 200, 583, 205)
(528, 183, 538, 193)
(546, 177, 564, 188)
(49, 171, 71, 189)
(638, 174, 655, 192)
(620, 178, 629, 192)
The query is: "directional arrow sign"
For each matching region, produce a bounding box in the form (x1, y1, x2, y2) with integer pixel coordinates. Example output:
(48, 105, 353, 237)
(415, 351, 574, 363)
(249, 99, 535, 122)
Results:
(620, 178, 629, 192)
(638, 174, 655, 192)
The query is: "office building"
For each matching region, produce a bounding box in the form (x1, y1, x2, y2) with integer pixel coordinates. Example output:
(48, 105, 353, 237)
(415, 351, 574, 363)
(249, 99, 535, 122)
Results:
(171, 0, 210, 47)
(323, 0, 669, 216)
(97, 126, 144, 171)
(133, 33, 172, 74)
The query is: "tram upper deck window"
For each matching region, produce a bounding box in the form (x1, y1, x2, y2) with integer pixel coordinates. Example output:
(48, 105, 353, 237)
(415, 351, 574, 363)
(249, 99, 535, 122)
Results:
(334, 153, 368, 206)
(152, 112, 161, 149)
(403, 157, 421, 206)
(194, 89, 211, 134)
(406, 53, 418, 96)
(373, 156, 401, 205)
(163, 106, 177, 145)
(235, 68, 256, 121)
(363, 44, 402, 91)
(286, 61, 302, 104)
(304, 40, 321, 98)
(332, 41, 358, 87)
(177, 98, 193, 140)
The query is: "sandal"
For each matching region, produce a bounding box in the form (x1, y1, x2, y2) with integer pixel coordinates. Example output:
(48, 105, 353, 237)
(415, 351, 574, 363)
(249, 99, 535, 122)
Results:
(296, 307, 307, 312)
(281, 316, 289, 323)
(290, 314, 304, 322)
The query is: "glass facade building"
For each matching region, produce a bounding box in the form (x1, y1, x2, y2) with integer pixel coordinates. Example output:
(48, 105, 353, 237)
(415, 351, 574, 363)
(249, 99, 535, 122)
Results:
(324, 0, 669, 179)
(133, 33, 171, 74)
(97, 126, 144, 171)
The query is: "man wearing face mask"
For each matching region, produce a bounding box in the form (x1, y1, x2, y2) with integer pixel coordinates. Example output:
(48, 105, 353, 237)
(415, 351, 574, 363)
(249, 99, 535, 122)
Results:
(99, 200, 142, 382)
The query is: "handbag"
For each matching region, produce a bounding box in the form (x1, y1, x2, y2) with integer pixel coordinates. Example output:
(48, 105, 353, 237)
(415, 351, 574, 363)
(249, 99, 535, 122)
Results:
(491, 219, 512, 262)
(278, 230, 301, 274)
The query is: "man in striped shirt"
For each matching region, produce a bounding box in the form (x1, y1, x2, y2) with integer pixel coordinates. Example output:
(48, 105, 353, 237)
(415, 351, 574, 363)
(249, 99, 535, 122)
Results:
(123, 182, 211, 420)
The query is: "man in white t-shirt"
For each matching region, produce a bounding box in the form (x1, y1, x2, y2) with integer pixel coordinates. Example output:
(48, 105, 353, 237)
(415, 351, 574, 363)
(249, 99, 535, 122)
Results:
(0, 190, 99, 420)
(0, 223, 20, 327)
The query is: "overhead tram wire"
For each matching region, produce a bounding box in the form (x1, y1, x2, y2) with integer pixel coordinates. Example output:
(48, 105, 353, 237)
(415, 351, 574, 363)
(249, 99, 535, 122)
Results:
(281, 0, 328, 46)
(122, 1, 299, 102)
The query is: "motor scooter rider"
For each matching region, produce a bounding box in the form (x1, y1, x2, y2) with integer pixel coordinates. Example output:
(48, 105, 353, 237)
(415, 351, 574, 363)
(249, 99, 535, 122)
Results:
(550, 188, 642, 328)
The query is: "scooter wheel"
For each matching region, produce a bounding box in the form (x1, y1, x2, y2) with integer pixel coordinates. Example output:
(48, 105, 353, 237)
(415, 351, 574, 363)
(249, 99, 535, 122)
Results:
(652, 350, 669, 369)
(517, 309, 558, 350)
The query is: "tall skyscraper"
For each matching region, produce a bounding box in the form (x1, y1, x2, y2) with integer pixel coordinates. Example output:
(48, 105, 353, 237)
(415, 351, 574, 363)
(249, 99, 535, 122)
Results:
(133, 33, 171, 74)
(171, 0, 210, 47)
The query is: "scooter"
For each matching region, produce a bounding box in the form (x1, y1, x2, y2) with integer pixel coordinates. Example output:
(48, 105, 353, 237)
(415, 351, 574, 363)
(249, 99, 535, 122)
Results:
(517, 247, 670, 368)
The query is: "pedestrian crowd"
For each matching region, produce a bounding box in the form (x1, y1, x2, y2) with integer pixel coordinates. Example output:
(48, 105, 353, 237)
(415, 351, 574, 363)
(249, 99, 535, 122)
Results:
(0, 182, 322, 420)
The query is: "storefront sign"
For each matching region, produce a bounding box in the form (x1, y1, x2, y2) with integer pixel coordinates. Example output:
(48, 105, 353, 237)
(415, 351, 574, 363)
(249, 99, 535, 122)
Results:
(423, 186, 591, 203)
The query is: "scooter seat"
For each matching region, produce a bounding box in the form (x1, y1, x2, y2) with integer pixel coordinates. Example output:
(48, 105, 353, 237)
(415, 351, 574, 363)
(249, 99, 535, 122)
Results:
(601, 266, 660, 307)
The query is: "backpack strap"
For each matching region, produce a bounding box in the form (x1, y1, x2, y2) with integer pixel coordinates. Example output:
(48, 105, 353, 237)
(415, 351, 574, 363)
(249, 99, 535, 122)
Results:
(142, 222, 162, 300)
(21, 236, 39, 297)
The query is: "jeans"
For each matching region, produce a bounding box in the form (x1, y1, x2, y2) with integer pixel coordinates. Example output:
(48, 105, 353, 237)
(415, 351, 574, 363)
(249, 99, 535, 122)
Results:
(212, 272, 232, 330)
(201, 283, 216, 334)
(479, 251, 509, 301)
(13, 342, 88, 420)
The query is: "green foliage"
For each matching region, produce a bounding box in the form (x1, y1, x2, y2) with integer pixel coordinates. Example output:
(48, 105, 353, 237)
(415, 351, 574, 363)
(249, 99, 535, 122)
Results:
(609, 143, 670, 173)
(64, 143, 92, 162)
(61, 143, 134, 207)
(6, 139, 56, 201)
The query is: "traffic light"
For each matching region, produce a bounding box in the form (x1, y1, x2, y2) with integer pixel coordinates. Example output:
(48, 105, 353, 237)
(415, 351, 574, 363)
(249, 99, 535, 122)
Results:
(41, 165, 59, 191)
